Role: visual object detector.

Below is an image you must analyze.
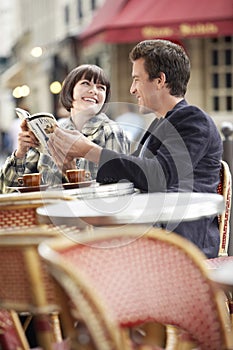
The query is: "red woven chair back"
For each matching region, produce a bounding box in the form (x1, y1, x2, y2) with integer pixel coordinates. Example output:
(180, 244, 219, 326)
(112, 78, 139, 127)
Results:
(217, 160, 232, 256)
(0, 227, 82, 350)
(41, 226, 233, 350)
(0, 207, 37, 227)
(0, 192, 74, 228)
(0, 229, 59, 311)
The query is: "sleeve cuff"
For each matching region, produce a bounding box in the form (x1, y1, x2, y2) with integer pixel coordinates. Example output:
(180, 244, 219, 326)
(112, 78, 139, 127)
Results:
(9, 151, 24, 166)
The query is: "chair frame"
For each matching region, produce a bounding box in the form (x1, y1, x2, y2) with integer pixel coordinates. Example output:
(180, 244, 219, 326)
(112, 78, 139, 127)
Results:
(218, 160, 232, 256)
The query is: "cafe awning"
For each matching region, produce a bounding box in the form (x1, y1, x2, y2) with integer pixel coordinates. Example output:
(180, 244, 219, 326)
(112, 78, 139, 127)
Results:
(79, 0, 233, 45)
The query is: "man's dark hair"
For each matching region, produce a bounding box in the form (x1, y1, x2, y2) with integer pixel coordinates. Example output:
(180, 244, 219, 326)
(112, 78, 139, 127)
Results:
(129, 39, 191, 97)
(60, 64, 111, 113)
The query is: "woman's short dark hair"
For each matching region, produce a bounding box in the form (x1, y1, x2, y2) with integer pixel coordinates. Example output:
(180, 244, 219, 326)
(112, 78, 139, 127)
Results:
(60, 64, 111, 113)
(129, 39, 191, 97)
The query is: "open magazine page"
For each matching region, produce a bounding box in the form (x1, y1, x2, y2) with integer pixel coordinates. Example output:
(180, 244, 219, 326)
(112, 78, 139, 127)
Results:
(15, 108, 57, 154)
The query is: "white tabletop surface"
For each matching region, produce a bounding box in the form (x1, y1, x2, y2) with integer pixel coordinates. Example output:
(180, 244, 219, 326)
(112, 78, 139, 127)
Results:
(36, 191, 224, 229)
(209, 258, 233, 289)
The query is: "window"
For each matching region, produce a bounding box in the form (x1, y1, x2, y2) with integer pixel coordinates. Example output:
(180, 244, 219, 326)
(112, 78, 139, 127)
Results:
(91, 0, 97, 10)
(205, 36, 233, 113)
(77, 0, 83, 19)
(64, 4, 70, 24)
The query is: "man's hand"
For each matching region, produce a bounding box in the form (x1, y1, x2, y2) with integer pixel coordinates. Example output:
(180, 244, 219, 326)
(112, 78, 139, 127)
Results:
(61, 157, 77, 174)
(48, 127, 102, 171)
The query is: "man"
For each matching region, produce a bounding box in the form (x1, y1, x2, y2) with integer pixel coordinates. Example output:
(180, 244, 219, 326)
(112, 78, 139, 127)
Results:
(48, 39, 223, 258)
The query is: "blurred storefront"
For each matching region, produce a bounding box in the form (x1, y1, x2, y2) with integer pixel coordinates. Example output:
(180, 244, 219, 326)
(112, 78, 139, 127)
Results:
(77, 0, 233, 129)
(79, 0, 233, 44)
(0, 0, 232, 127)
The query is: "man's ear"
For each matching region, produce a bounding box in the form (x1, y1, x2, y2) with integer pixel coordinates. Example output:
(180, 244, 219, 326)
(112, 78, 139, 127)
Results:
(157, 72, 166, 84)
(154, 72, 166, 90)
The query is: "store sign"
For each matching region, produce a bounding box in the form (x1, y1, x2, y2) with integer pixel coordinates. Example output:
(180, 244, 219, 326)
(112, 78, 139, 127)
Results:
(179, 23, 218, 36)
(142, 22, 219, 38)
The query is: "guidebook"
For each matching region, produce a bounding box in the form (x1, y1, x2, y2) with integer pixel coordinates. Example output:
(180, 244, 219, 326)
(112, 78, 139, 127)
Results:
(15, 107, 58, 155)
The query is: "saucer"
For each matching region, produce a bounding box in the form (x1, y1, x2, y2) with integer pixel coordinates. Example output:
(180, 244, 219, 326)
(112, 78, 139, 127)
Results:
(10, 184, 49, 193)
(62, 181, 93, 190)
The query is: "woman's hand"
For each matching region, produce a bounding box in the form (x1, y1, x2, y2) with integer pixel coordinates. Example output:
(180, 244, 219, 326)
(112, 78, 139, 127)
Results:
(15, 119, 40, 158)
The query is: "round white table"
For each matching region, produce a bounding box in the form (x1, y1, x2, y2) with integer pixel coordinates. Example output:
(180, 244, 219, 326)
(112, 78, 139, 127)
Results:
(36, 191, 224, 229)
(209, 258, 233, 291)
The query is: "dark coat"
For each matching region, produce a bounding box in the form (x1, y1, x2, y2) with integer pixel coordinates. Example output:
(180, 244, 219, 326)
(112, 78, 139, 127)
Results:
(97, 100, 223, 258)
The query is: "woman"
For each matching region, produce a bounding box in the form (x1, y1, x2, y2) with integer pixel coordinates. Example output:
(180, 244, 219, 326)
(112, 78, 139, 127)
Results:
(0, 64, 130, 193)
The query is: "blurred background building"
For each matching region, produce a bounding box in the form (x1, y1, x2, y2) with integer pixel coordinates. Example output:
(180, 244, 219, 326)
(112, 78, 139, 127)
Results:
(0, 0, 232, 154)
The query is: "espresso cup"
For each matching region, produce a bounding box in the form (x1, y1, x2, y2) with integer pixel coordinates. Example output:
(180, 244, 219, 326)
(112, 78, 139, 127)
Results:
(18, 173, 41, 187)
(66, 169, 91, 183)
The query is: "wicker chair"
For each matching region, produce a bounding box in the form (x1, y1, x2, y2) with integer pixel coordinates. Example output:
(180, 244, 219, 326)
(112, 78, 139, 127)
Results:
(39, 225, 233, 350)
(0, 227, 72, 350)
(217, 160, 232, 257)
(0, 191, 73, 228)
(0, 191, 75, 349)
(206, 160, 233, 330)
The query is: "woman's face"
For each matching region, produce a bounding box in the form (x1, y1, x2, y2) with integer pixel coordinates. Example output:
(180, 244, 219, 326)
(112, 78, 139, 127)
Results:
(72, 76, 107, 116)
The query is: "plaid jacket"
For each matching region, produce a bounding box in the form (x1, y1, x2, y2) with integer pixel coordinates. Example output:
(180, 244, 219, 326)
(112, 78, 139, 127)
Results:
(0, 113, 130, 193)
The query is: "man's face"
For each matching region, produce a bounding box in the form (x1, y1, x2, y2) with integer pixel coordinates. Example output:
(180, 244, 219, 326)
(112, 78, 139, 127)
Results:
(130, 58, 158, 114)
